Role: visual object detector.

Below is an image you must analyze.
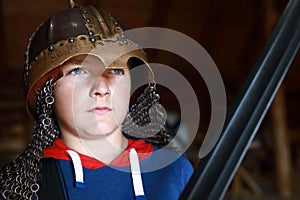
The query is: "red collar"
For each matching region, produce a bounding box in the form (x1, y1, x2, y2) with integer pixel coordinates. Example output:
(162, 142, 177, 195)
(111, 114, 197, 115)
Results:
(43, 139, 153, 169)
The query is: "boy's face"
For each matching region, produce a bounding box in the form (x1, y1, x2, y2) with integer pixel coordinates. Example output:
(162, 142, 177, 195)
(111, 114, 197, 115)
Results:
(53, 55, 131, 140)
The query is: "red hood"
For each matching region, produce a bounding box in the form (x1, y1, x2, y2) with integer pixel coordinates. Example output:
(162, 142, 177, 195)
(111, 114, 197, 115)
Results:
(43, 139, 153, 169)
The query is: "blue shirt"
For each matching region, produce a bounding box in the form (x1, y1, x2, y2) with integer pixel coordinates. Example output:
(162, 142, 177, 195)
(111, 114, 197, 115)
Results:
(57, 147, 193, 200)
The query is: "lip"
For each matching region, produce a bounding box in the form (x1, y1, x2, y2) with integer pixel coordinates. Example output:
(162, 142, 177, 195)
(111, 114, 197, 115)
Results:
(89, 106, 112, 115)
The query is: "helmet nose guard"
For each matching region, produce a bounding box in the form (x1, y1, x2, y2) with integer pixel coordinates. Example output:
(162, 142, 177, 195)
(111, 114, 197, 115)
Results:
(24, 5, 152, 119)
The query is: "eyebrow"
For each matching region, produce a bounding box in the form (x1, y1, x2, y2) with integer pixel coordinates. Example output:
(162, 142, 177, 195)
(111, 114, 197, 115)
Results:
(63, 57, 85, 65)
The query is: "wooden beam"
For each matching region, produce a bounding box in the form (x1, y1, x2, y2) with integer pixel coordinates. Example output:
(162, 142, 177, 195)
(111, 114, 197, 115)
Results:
(270, 86, 293, 198)
(266, 0, 293, 198)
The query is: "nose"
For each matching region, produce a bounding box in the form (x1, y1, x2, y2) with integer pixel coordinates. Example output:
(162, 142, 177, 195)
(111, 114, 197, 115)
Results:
(92, 77, 110, 97)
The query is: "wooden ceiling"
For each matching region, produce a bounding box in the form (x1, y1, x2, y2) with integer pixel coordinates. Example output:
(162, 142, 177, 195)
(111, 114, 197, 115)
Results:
(0, 0, 299, 167)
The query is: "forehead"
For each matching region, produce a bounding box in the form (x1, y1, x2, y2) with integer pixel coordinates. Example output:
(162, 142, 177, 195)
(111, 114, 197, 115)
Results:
(61, 54, 129, 69)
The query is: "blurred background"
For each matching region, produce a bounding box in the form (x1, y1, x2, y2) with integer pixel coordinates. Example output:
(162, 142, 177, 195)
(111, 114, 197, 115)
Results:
(0, 0, 299, 199)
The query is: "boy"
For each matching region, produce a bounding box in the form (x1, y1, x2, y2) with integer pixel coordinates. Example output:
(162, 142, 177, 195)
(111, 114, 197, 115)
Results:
(0, 2, 193, 199)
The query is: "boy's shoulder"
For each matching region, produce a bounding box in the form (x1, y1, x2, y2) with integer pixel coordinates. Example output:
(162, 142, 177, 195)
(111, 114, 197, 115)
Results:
(142, 145, 194, 174)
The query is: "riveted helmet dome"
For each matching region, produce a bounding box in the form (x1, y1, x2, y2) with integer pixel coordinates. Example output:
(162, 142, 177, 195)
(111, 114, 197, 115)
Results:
(24, 5, 151, 119)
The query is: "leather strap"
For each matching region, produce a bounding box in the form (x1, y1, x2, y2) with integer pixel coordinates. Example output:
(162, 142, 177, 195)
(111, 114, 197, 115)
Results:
(38, 158, 66, 200)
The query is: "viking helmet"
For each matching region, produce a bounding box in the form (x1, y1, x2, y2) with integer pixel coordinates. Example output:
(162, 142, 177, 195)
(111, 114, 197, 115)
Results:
(24, 4, 150, 118)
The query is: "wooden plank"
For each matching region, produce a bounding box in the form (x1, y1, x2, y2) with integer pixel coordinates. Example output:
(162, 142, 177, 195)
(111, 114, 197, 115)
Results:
(271, 87, 293, 198)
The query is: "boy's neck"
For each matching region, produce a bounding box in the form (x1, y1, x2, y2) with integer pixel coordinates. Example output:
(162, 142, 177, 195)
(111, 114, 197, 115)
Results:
(60, 131, 129, 164)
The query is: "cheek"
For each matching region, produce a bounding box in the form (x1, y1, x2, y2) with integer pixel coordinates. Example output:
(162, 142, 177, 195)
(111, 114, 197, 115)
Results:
(114, 77, 131, 102)
(111, 77, 131, 116)
(53, 82, 76, 116)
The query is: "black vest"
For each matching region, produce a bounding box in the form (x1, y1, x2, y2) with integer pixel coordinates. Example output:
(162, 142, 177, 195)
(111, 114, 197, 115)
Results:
(38, 158, 65, 200)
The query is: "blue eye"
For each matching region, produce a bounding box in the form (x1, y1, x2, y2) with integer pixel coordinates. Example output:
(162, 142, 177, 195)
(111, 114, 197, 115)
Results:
(109, 69, 124, 75)
(70, 67, 85, 75)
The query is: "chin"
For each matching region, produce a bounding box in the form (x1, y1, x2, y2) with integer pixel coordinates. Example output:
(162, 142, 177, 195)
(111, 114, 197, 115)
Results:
(95, 122, 122, 135)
